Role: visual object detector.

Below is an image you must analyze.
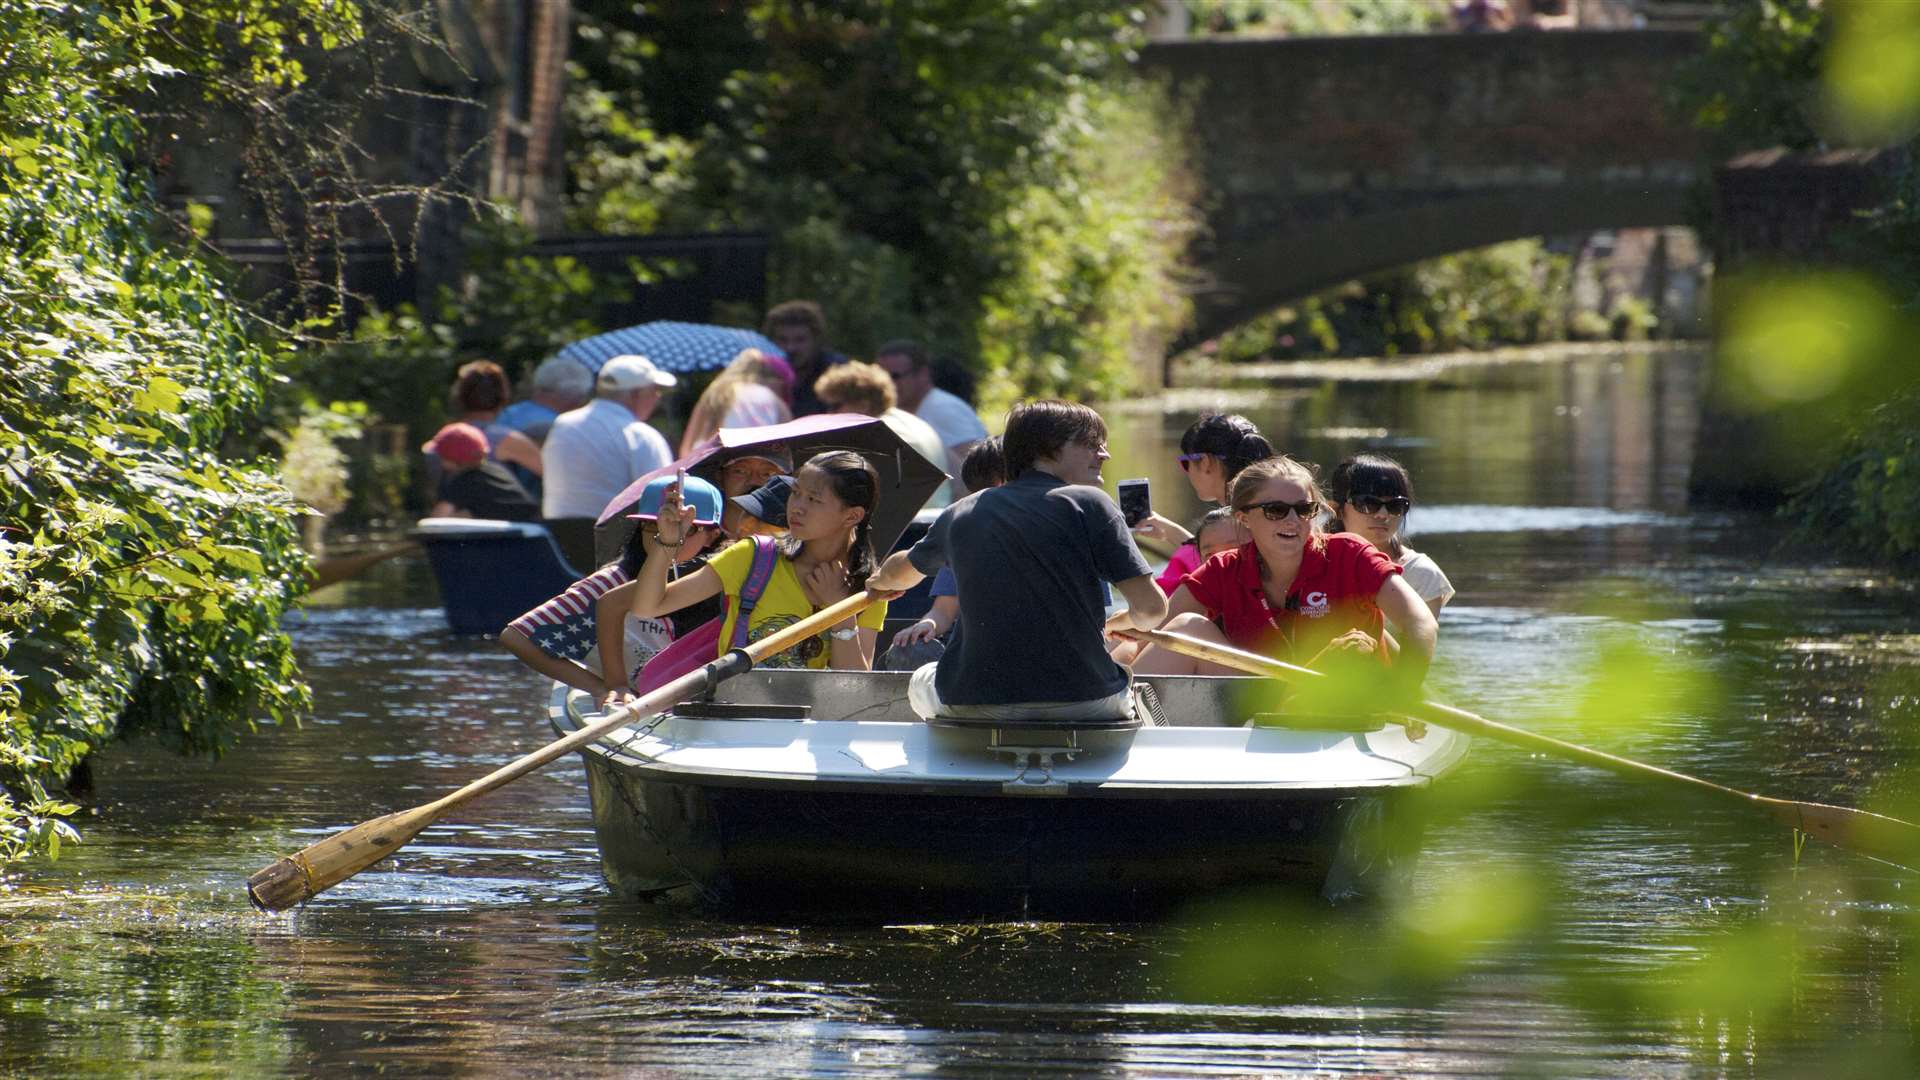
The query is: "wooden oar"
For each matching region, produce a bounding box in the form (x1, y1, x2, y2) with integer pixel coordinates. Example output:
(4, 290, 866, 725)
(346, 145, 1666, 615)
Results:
(247, 591, 881, 912)
(1121, 626, 1920, 863)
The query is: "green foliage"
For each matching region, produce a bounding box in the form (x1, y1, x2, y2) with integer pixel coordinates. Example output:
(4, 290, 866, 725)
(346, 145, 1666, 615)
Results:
(566, 1, 1195, 400)
(1668, 0, 1827, 156)
(1207, 240, 1572, 362)
(293, 219, 608, 520)
(0, 3, 312, 863)
(1186, 0, 1445, 37)
(1785, 382, 1920, 563)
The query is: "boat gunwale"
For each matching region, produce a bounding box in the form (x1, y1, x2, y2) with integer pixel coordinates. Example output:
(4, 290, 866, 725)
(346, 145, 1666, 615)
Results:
(548, 680, 1473, 797)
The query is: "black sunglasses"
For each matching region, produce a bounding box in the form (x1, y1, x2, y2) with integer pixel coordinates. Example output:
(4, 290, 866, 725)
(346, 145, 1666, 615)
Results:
(1239, 499, 1319, 521)
(1351, 494, 1411, 516)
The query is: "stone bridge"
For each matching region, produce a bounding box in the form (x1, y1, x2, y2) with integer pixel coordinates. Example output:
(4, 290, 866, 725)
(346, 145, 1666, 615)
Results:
(1136, 30, 1704, 347)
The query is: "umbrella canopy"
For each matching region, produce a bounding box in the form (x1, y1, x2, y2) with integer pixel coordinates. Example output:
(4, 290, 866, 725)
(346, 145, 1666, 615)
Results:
(557, 321, 784, 376)
(594, 414, 947, 555)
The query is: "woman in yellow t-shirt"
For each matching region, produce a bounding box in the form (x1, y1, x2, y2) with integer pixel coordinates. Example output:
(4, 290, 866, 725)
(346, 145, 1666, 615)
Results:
(629, 451, 889, 669)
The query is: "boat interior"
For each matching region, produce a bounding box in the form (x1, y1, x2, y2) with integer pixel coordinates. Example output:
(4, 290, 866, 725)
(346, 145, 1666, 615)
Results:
(606, 667, 1379, 732)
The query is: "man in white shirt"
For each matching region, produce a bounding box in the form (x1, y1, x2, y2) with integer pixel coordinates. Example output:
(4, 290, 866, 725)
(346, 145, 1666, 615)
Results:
(875, 340, 987, 493)
(541, 354, 677, 520)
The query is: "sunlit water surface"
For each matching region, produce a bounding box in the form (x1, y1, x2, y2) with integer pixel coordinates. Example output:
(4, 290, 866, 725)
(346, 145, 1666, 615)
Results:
(6, 346, 1920, 1076)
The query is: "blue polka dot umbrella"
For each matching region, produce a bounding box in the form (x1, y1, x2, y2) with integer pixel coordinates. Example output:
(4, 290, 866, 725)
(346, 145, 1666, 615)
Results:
(556, 321, 785, 376)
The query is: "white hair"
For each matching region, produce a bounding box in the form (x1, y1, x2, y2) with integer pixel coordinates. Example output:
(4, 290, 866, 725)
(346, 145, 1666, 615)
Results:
(531, 356, 594, 403)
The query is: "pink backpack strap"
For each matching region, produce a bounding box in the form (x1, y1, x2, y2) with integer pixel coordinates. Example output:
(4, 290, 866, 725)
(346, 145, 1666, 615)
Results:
(728, 535, 781, 649)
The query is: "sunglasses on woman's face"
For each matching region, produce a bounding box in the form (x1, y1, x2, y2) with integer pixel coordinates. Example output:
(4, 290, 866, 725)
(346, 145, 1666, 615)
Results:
(1351, 495, 1411, 516)
(1177, 453, 1211, 472)
(1239, 499, 1319, 522)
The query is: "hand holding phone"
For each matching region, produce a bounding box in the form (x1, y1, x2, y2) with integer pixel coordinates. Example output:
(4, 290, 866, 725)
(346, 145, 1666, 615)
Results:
(1117, 478, 1151, 529)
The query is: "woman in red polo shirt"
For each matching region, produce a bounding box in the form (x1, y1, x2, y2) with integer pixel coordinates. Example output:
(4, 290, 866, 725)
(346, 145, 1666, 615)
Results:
(1131, 456, 1437, 685)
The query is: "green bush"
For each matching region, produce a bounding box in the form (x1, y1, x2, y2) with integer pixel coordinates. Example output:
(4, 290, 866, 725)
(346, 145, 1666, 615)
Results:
(292, 219, 610, 522)
(1785, 382, 1920, 561)
(1, 3, 317, 863)
(1206, 240, 1572, 361)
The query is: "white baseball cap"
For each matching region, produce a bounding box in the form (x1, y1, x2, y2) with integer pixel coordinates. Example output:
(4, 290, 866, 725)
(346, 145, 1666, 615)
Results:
(597, 354, 678, 391)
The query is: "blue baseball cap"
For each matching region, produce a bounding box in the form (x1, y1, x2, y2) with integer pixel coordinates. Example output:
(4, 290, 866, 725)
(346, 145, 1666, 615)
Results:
(731, 474, 796, 528)
(625, 473, 723, 526)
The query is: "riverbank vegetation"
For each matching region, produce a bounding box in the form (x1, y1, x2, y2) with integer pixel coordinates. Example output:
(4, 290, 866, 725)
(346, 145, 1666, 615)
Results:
(1674, 0, 1920, 562)
(0, 3, 349, 863)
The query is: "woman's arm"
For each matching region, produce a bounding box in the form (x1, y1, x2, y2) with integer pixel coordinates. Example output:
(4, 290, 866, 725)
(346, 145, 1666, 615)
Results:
(496, 430, 544, 476)
(1131, 511, 1192, 550)
(893, 595, 958, 646)
(628, 492, 724, 619)
(499, 626, 606, 697)
(1374, 574, 1436, 688)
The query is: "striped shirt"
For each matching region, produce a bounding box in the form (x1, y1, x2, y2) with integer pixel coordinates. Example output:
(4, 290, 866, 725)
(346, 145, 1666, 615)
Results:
(507, 566, 632, 663)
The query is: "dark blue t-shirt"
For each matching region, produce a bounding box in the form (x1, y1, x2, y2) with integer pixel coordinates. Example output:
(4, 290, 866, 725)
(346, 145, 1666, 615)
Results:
(908, 469, 1152, 706)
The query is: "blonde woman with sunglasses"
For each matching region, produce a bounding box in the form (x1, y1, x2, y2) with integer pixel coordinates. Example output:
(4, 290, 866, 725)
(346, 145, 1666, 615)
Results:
(1128, 456, 1436, 689)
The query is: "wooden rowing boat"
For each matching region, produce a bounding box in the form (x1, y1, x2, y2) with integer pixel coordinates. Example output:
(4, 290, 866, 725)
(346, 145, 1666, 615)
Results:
(549, 669, 1470, 918)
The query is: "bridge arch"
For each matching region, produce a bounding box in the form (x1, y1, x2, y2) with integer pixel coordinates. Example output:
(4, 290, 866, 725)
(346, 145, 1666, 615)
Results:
(1135, 30, 1704, 348)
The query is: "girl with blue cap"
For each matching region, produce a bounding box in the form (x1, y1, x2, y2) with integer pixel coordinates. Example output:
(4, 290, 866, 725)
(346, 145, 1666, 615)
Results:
(500, 473, 725, 699)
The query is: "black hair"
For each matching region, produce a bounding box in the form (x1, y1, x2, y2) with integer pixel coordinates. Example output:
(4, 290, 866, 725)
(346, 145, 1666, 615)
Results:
(1002, 400, 1106, 479)
(959, 436, 1005, 492)
(783, 450, 881, 591)
(875, 339, 930, 371)
(1180, 413, 1273, 490)
(1326, 453, 1414, 559)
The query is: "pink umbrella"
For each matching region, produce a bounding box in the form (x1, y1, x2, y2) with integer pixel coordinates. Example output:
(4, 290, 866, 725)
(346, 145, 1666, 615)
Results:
(594, 414, 948, 554)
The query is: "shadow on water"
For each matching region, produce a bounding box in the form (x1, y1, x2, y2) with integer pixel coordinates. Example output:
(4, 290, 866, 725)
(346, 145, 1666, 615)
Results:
(6, 346, 1920, 1075)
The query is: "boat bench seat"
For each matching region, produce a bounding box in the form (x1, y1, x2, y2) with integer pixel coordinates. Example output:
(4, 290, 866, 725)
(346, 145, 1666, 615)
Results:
(926, 713, 1141, 731)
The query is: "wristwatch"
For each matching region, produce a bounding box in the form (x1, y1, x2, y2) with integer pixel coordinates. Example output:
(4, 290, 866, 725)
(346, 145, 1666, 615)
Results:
(828, 626, 859, 641)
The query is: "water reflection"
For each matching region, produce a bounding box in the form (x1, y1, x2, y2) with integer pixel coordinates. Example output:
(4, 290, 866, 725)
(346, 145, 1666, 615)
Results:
(5, 346, 1920, 1076)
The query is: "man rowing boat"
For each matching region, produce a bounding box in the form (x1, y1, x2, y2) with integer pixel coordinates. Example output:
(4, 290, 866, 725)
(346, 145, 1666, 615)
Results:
(868, 399, 1166, 722)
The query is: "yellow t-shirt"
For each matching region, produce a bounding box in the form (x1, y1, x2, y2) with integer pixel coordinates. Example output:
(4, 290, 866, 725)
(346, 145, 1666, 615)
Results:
(708, 539, 889, 669)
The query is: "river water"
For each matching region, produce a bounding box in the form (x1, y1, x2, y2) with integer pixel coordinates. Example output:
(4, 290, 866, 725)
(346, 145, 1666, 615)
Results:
(6, 344, 1920, 1076)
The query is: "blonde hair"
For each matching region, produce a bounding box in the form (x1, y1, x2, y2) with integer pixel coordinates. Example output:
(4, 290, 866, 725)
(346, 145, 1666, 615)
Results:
(679, 349, 794, 456)
(1230, 455, 1328, 552)
(813, 361, 897, 417)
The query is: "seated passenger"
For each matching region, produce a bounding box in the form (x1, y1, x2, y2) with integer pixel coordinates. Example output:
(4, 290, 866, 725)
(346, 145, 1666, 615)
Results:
(1131, 456, 1436, 692)
(887, 436, 1006, 652)
(629, 451, 890, 669)
(867, 401, 1167, 722)
(1136, 413, 1273, 589)
(423, 422, 539, 521)
(712, 446, 792, 539)
(730, 473, 795, 538)
(679, 348, 796, 456)
(499, 474, 725, 698)
(814, 360, 954, 507)
(1326, 454, 1453, 620)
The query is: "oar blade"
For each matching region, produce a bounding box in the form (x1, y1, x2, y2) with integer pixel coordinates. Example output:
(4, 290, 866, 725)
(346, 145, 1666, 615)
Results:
(1764, 797, 1920, 864)
(247, 805, 439, 912)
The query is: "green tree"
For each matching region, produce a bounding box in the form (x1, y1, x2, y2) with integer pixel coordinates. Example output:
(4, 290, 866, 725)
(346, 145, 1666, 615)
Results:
(0, 2, 336, 863)
(567, 1, 1197, 404)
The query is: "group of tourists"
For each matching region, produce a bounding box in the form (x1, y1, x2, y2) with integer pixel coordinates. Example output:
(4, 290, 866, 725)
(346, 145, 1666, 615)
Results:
(421, 301, 987, 530)
(458, 295, 1451, 722)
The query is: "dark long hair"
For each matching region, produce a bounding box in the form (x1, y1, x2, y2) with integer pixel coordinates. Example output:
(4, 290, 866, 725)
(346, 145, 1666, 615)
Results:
(783, 450, 881, 591)
(1326, 453, 1414, 560)
(1181, 413, 1273, 491)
